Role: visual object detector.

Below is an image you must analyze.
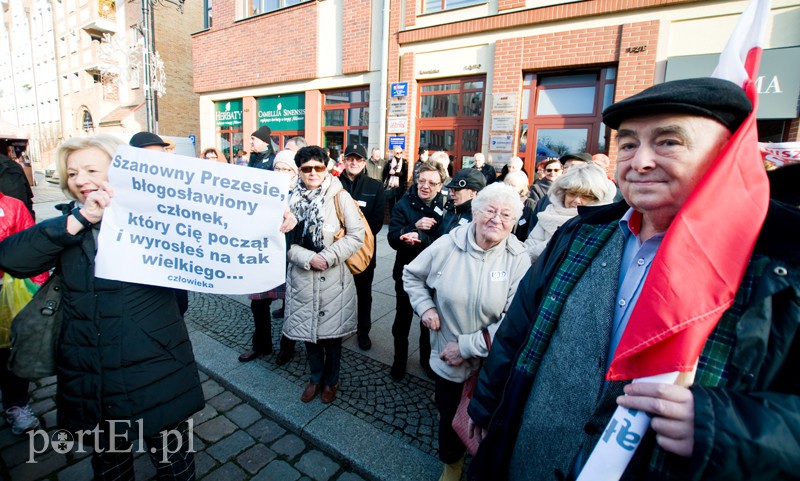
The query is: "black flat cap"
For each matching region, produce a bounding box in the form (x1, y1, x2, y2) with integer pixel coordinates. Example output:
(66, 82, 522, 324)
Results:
(559, 152, 592, 164)
(446, 168, 486, 191)
(602, 77, 752, 133)
(129, 131, 169, 148)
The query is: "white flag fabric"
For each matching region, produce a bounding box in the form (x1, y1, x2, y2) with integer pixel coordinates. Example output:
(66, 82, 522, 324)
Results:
(95, 145, 288, 294)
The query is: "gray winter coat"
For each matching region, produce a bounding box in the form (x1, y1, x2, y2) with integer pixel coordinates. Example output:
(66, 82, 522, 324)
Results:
(283, 177, 365, 342)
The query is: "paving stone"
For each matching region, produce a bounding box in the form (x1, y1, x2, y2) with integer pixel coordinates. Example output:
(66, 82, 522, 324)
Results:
(0, 428, 25, 449)
(226, 403, 261, 428)
(236, 443, 276, 475)
(31, 383, 57, 401)
(296, 450, 340, 481)
(193, 450, 217, 478)
(193, 416, 237, 443)
(336, 472, 367, 481)
(57, 454, 93, 481)
(202, 379, 225, 400)
(133, 451, 156, 480)
(191, 433, 206, 452)
(191, 404, 219, 427)
(208, 391, 243, 412)
(202, 462, 247, 481)
(9, 449, 67, 480)
(42, 409, 58, 429)
(205, 430, 254, 462)
(271, 433, 306, 460)
(198, 370, 210, 382)
(2, 433, 41, 466)
(252, 459, 301, 481)
(39, 375, 58, 386)
(246, 418, 286, 444)
(30, 397, 56, 416)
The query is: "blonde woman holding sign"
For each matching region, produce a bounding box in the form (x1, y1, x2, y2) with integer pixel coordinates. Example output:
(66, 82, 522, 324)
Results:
(0, 134, 204, 481)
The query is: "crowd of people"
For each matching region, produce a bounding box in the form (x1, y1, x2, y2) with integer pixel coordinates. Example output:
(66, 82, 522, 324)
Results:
(0, 74, 797, 481)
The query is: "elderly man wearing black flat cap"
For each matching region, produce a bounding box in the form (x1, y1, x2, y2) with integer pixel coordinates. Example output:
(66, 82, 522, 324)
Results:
(466, 77, 800, 481)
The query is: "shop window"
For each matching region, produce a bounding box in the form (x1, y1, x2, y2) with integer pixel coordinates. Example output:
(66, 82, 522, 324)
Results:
(519, 68, 616, 176)
(246, 0, 306, 18)
(417, 76, 484, 172)
(322, 87, 369, 155)
(422, 0, 483, 14)
(757, 119, 791, 142)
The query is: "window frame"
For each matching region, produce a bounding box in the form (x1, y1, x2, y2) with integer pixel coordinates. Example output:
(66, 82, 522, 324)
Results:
(321, 86, 370, 155)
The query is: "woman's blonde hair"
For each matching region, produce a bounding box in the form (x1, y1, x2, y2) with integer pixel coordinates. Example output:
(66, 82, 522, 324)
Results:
(549, 162, 614, 206)
(56, 134, 123, 199)
(503, 171, 530, 198)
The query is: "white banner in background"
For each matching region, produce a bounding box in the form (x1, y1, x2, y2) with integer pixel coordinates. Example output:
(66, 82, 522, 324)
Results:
(95, 145, 288, 294)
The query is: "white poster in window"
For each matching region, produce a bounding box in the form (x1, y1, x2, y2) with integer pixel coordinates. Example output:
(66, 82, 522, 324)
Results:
(95, 145, 288, 295)
(491, 114, 516, 132)
(388, 117, 408, 134)
(490, 134, 513, 152)
(492, 93, 517, 111)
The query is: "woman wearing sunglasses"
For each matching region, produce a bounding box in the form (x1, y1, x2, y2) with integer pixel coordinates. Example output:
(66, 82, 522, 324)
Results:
(283, 146, 365, 404)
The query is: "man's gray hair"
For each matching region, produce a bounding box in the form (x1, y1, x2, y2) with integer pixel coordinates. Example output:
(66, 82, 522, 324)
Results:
(285, 136, 308, 149)
(474, 152, 485, 163)
(508, 156, 523, 168)
(472, 182, 523, 221)
(429, 151, 450, 168)
(549, 162, 615, 206)
(503, 171, 529, 198)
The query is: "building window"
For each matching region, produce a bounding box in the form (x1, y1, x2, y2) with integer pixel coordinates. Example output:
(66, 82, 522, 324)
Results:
(417, 76, 485, 172)
(422, 0, 483, 14)
(322, 87, 369, 156)
(518, 67, 616, 174)
(245, 0, 305, 18)
(204, 0, 212, 28)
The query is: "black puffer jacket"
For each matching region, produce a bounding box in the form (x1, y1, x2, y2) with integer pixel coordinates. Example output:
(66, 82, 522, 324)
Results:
(468, 199, 800, 481)
(339, 172, 386, 237)
(435, 199, 473, 238)
(387, 186, 444, 280)
(0, 214, 204, 437)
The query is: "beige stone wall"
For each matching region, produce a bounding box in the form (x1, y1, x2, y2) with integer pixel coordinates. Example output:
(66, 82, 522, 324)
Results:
(154, 1, 202, 140)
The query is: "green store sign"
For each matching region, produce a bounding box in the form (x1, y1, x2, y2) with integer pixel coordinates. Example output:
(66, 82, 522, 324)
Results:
(257, 93, 305, 130)
(215, 99, 243, 128)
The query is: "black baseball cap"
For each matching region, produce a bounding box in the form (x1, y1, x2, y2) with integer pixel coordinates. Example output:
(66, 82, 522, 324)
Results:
(559, 152, 592, 164)
(129, 131, 169, 148)
(344, 144, 367, 159)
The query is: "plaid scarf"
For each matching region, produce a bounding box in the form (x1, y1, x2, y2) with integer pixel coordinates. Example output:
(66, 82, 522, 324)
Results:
(289, 175, 332, 252)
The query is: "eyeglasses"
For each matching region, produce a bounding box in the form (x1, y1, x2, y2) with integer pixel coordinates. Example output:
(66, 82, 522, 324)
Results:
(345, 156, 365, 163)
(300, 165, 327, 173)
(483, 208, 514, 224)
(418, 180, 441, 187)
(545, 168, 562, 173)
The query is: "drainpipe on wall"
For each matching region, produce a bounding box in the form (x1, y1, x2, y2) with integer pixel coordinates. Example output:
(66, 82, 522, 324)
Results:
(377, 0, 390, 153)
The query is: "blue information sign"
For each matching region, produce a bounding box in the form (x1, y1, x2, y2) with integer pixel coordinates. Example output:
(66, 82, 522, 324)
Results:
(391, 82, 408, 98)
(388, 136, 406, 150)
(188, 134, 196, 146)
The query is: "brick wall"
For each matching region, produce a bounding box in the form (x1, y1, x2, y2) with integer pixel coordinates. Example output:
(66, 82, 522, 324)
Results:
(498, 0, 525, 11)
(156, 0, 203, 138)
(192, 2, 319, 93)
(787, 118, 800, 142)
(342, 0, 372, 74)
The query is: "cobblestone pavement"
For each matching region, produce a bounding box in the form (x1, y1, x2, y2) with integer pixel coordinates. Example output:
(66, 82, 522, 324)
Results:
(186, 294, 439, 456)
(0, 370, 369, 481)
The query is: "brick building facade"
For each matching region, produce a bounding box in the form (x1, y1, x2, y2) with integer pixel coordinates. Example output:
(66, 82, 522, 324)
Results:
(192, 0, 800, 176)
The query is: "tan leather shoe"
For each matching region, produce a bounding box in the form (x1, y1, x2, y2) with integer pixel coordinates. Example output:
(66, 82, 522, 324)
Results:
(321, 384, 338, 404)
(300, 382, 321, 403)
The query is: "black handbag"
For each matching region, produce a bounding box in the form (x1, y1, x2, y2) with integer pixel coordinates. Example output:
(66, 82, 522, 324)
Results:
(8, 273, 63, 379)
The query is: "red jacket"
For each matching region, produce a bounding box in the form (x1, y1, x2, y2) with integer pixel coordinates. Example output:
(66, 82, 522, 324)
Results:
(0, 194, 48, 284)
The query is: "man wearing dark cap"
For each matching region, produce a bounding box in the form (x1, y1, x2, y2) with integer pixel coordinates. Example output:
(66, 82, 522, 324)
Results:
(339, 144, 386, 350)
(129, 131, 170, 151)
(467, 77, 800, 480)
(248, 125, 276, 170)
(560, 151, 592, 172)
(436, 168, 486, 236)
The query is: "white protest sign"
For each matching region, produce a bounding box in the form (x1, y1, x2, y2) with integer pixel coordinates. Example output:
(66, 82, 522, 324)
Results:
(576, 371, 679, 481)
(95, 145, 288, 294)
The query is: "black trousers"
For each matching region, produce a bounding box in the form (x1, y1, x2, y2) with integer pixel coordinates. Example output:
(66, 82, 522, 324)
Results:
(250, 298, 272, 353)
(92, 420, 195, 481)
(353, 253, 377, 338)
(0, 348, 30, 410)
(391, 277, 431, 371)
(305, 338, 343, 386)
(435, 374, 467, 464)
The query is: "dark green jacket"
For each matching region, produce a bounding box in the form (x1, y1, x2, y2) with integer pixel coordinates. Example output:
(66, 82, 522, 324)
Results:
(468, 199, 800, 481)
(0, 214, 204, 437)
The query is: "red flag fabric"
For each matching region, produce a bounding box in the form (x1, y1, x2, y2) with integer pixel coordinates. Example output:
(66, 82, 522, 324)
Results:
(606, 0, 771, 381)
